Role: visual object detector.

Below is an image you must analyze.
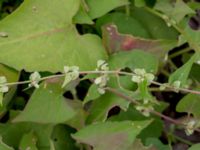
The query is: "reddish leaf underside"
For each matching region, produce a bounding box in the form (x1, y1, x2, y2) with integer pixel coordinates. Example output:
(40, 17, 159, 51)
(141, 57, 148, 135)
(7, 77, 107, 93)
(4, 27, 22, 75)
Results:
(102, 24, 177, 59)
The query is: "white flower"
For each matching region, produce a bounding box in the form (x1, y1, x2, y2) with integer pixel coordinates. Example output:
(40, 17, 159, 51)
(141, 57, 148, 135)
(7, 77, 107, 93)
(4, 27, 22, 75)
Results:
(134, 68, 146, 76)
(94, 75, 109, 95)
(95, 60, 109, 94)
(97, 88, 105, 94)
(145, 73, 155, 82)
(97, 60, 109, 71)
(131, 68, 154, 84)
(62, 66, 79, 88)
(28, 72, 41, 89)
(172, 80, 181, 89)
(94, 76, 103, 85)
(0, 76, 9, 93)
(184, 120, 197, 136)
(131, 75, 143, 83)
(97, 60, 106, 68)
(135, 105, 154, 117)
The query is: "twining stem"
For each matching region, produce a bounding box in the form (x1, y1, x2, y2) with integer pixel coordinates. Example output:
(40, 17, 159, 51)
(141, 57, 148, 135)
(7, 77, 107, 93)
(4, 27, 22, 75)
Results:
(1, 70, 200, 95)
(168, 59, 178, 70)
(173, 134, 193, 146)
(106, 87, 200, 133)
(169, 47, 192, 59)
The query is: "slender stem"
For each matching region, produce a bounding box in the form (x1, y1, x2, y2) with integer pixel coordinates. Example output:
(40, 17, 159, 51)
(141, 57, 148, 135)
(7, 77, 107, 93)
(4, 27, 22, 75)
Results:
(161, 69, 170, 77)
(106, 87, 200, 133)
(168, 59, 178, 70)
(169, 47, 192, 59)
(149, 87, 171, 92)
(173, 134, 193, 146)
(1, 70, 200, 95)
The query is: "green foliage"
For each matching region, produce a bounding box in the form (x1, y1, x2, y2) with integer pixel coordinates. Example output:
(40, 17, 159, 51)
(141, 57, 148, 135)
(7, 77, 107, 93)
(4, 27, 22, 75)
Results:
(176, 93, 200, 118)
(0, 0, 200, 149)
(72, 120, 151, 150)
(189, 144, 200, 150)
(0, 0, 107, 72)
(13, 82, 77, 123)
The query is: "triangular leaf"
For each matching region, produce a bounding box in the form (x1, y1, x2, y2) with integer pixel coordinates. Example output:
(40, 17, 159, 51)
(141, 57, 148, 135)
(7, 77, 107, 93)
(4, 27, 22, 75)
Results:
(176, 93, 200, 118)
(74, 0, 129, 24)
(72, 120, 151, 150)
(0, 0, 106, 72)
(169, 53, 199, 87)
(13, 82, 77, 123)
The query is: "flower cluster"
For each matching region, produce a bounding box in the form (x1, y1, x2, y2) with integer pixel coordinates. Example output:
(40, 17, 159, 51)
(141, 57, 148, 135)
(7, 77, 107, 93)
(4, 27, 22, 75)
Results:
(94, 60, 109, 94)
(135, 104, 154, 117)
(62, 66, 79, 88)
(184, 119, 199, 136)
(131, 68, 155, 117)
(28, 72, 41, 88)
(0, 76, 9, 93)
(131, 68, 154, 84)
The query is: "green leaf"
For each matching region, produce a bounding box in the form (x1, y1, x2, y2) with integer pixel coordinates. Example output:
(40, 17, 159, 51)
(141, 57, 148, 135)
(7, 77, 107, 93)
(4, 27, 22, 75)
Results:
(51, 124, 78, 150)
(0, 122, 53, 149)
(0, 139, 14, 150)
(131, 7, 179, 40)
(19, 132, 38, 150)
(0, 64, 19, 114)
(169, 53, 198, 87)
(189, 144, 200, 150)
(74, 0, 129, 24)
(83, 84, 101, 104)
(176, 93, 200, 117)
(109, 50, 159, 73)
(155, 0, 194, 23)
(145, 138, 170, 150)
(0, 64, 18, 82)
(0, 123, 31, 148)
(109, 103, 168, 142)
(65, 100, 88, 130)
(72, 120, 151, 150)
(73, 5, 93, 24)
(0, 0, 107, 72)
(135, 0, 146, 7)
(96, 12, 150, 38)
(128, 139, 157, 150)
(13, 82, 77, 123)
(86, 90, 130, 123)
(102, 24, 176, 58)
